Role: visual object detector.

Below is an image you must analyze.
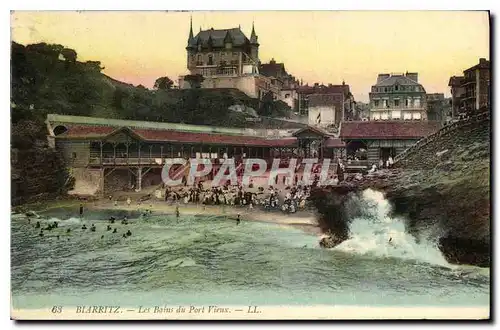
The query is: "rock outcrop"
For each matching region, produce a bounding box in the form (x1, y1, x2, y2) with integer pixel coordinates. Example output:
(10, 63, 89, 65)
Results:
(310, 112, 490, 267)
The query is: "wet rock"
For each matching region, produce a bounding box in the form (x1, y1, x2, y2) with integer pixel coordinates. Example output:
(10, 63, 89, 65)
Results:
(319, 235, 345, 249)
(309, 117, 490, 267)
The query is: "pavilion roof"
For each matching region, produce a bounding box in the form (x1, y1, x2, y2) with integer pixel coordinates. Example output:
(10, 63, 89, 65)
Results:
(56, 124, 298, 147)
(339, 121, 441, 139)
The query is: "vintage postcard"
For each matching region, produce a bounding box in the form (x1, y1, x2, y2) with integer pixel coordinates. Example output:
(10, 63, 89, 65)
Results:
(10, 10, 490, 320)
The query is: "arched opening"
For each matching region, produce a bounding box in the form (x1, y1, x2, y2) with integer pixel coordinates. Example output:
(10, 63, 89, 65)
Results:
(346, 141, 367, 161)
(53, 125, 68, 136)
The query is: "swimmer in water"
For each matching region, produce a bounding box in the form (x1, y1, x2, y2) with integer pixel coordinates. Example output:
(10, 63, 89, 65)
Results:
(53, 221, 58, 228)
(109, 216, 116, 224)
(79, 203, 84, 218)
(66, 228, 71, 233)
(39, 231, 44, 237)
(107, 225, 112, 231)
(236, 214, 241, 225)
(35, 221, 40, 229)
(81, 224, 87, 230)
(113, 228, 117, 233)
(101, 235, 104, 239)
(122, 234, 127, 238)
(57, 235, 60, 240)
(90, 224, 96, 232)
(126, 230, 132, 237)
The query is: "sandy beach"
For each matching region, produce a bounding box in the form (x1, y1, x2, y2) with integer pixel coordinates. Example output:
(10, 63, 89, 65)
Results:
(88, 198, 322, 235)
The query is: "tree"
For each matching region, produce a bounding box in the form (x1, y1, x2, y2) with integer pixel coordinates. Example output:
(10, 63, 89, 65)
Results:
(61, 48, 77, 63)
(85, 61, 104, 72)
(26, 43, 64, 58)
(154, 76, 174, 90)
(183, 74, 205, 89)
(258, 91, 274, 116)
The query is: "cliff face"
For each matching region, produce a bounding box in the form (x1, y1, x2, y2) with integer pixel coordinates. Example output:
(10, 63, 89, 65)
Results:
(310, 113, 491, 267)
(11, 147, 74, 206)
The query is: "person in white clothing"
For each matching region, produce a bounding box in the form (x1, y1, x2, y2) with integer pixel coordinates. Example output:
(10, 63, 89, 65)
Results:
(388, 156, 394, 168)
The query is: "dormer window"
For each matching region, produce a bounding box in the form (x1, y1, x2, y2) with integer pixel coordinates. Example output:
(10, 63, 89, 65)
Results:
(395, 85, 399, 91)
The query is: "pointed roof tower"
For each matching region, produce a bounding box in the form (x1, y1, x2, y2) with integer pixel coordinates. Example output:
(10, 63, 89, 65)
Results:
(187, 15, 195, 48)
(250, 21, 259, 45)
(189, 15, 194, 40)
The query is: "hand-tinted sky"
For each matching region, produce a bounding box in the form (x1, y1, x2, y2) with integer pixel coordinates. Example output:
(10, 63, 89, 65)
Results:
(11, 11, 489, 102)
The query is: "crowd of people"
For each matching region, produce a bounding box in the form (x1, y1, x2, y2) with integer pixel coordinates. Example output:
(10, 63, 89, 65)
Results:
(160, 174, 328, 214)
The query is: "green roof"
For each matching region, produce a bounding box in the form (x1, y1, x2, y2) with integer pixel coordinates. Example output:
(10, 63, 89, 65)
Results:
(47, 114, 258, 136)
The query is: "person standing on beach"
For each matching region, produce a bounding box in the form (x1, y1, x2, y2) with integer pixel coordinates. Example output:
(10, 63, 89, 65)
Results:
(126, 197, 131, 207)
(236, 214, 241, 225)
(176, 205, 180, 219)
(79, 203, 84, 218)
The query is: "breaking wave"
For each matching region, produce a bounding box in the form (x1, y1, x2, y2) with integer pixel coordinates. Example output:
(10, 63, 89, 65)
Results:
(335, 189, 452, 267)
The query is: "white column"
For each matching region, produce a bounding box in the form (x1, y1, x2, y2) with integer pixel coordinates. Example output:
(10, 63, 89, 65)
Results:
(136, 167, 142, 192)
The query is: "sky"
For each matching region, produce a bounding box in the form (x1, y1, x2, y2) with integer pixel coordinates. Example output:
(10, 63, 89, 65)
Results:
(11, 11, 490, 102)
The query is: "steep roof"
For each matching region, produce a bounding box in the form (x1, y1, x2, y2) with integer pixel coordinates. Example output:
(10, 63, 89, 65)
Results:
(259, 61, 287, 78)
(448, 76, 464, 87)
(374, 75, 421, 87)
(189, 28, 249, 48)
(308, 93, 343, 107)
(340, 121, 441, 139)
(464, 58, 490, 72)
(297, 84, 350, 96)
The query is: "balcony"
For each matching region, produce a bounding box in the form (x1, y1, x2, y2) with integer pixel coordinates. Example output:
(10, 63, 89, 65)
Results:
(197, 66, 239, 77)
(461, 76, 476, 86)
(371, 106, 424, 111)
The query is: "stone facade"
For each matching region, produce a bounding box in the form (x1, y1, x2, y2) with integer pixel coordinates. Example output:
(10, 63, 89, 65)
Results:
(369, 72, 427, 121)
(259, 58, 300, 108)
(179, 74, 279, 99)
(448, 76, 465, 119)
(307, 93, 344, 127)
(180, 20, 283, 100)
(461, 58, 490, 113)
(297, 83, 356, 121)
(426, 93, 451, 125)
(186, 19, 260, 77)
(448, 58, 490, 118)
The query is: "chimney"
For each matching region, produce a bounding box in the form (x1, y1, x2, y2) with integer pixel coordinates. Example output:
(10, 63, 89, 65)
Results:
(377, 74, 390, 83)
(406, 72, 418, 82)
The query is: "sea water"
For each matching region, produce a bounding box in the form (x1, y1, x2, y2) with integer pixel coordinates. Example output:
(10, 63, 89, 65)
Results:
(11, 190, 490, 309)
